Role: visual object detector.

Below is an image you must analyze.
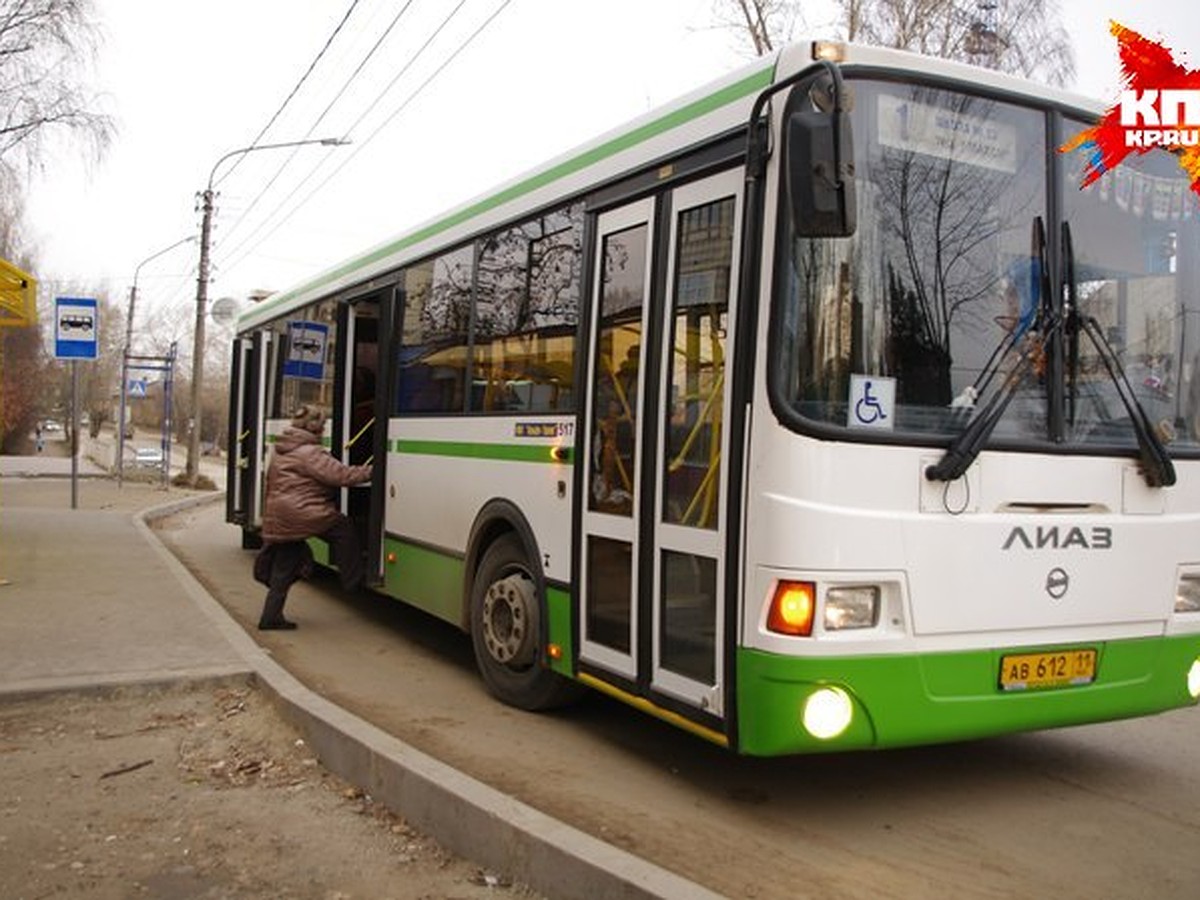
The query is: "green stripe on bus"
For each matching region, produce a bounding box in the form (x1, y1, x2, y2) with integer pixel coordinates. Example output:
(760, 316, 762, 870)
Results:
(267, 433, 567, 461)
(735, 634, 1200, 755)
(246, 66, 774, 322)
(392, 439, 572, 464)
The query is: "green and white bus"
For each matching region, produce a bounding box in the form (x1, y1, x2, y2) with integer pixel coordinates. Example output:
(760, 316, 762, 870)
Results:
(227, 39, 1200, 755)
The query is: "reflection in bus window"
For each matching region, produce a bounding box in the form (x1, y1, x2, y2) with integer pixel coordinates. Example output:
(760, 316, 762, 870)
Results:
(473, 203, 582, 412)
(396, 247, 472, 414)
(780, 82, 1049, 438)
(1061, 128, 1200, 453)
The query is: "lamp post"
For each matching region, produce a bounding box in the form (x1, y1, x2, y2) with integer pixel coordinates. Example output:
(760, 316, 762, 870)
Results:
(186, 137, 349, 484)
(118, 235, 195, 486)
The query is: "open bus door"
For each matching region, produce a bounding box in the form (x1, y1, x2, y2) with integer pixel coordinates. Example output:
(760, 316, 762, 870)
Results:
(578, 169, 744, 738)
(332, 292, 389, 587)
(227, 329, 272, 548)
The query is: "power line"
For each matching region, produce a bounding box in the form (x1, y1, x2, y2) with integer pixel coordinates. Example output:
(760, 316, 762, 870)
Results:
(217, 0, 419, 247)
(216, 0, 364, 189)
(218, 0, 513, 282)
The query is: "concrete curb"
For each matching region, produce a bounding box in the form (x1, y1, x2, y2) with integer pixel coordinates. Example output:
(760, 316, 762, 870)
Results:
(137, 494, 723, 900)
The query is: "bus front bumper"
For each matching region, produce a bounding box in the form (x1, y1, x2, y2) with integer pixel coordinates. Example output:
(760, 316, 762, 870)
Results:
(734, 634, 1200, 756)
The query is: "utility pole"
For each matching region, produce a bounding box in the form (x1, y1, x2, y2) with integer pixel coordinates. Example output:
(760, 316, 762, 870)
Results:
(186, 137, 350, 486)
(187, 186, 215, 484)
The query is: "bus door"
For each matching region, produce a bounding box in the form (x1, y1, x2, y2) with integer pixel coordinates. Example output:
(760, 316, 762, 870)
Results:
(227, 329, 272, 539)
(333, 294, 387, 586)
(579, 169, 743, 720)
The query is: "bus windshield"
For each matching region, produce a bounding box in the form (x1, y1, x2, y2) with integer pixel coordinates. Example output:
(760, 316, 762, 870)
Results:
(774, 76, 1200, 457)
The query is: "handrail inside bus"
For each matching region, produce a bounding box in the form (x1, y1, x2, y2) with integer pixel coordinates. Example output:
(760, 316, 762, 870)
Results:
(667, 370, 725, 529)
(346, 416, 376, 450)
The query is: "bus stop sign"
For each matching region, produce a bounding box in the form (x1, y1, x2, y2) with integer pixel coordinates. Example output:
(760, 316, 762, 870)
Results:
(54, 296, 99, 360)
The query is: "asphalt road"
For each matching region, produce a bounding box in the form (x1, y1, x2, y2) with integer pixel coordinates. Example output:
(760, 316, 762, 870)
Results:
(158, 500, 1200, 900)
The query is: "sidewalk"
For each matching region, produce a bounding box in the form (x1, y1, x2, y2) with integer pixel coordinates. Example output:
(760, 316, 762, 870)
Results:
(0, 478, 244, 693)
(0, 469, 715, 900)
(0, 432, 225, 487)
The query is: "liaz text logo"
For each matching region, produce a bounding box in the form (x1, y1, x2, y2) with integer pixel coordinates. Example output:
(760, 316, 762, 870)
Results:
(1119, 89, 1200, 148)
(1001, 526, 1113, 551)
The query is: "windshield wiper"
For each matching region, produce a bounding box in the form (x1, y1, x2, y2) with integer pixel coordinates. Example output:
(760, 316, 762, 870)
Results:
(1061, 223, 1175, 488)
(1075, 315, 1176, 486)
(925, 321, 1059, 482)
(927, 218, 1054, 483)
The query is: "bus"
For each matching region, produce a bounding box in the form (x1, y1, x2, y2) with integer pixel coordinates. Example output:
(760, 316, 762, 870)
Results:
(227, 39, 1200, 755)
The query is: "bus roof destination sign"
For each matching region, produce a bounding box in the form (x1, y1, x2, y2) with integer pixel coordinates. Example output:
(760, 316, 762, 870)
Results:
(54, 296, 98, 360)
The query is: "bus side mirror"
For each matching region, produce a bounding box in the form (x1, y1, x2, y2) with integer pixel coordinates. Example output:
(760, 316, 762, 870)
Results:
(786, 107, 856, 237)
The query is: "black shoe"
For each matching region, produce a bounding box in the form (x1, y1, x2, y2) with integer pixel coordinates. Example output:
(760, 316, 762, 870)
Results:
(258, 618, 297, 631)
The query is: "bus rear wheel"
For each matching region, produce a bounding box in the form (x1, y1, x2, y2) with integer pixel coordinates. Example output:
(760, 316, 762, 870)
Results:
(470, 533, 579, 711)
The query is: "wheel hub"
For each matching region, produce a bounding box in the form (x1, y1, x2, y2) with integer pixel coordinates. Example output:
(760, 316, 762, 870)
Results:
(482, 572, 536, 666)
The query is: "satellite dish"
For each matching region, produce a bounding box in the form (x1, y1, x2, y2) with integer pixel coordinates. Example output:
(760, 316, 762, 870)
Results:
(210, 296, 239, 326)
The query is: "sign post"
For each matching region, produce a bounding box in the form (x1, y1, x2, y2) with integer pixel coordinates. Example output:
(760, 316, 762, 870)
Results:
(54, 297, 99, 508)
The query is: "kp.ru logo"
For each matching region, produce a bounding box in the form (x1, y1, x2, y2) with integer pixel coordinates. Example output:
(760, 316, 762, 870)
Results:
(1060, 22, 1200, 197)
(1118, 89, 1200, 148)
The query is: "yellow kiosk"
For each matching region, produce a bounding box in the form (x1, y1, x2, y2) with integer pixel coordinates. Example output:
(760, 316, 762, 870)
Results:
(0, 257, 37, 328)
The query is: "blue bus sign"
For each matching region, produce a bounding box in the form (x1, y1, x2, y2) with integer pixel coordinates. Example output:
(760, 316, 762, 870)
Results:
(54, 296, 98, 360)
(283, 320, 328, 380)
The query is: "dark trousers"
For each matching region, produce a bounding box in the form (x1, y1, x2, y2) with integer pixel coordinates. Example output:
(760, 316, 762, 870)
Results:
(257, 516, 365, 627)
(259, 541, 310, 627)
(321, 515, 365, 591)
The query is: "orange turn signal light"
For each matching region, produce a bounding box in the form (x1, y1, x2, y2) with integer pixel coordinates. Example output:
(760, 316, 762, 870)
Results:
(767, 581, 816, 636)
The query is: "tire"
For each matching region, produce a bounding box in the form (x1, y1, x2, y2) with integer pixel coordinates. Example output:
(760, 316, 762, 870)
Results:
(469, 533, 582, 711)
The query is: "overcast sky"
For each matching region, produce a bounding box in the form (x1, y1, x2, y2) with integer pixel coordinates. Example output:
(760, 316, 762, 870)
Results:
(21, 0, 1200, 331)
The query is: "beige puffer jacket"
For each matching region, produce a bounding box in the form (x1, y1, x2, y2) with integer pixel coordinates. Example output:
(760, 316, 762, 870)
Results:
(261, 426, 372, 543)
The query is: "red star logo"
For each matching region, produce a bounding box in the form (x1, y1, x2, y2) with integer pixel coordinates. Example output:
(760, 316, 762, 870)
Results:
(1060, 22, 1200, 196)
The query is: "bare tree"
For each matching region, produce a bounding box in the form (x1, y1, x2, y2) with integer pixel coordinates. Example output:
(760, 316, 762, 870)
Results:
(712, 0, 1074, 86)
(710, 0, 803, 57)
(844, 0, 1074, 86)
(0, 0, 114, 171)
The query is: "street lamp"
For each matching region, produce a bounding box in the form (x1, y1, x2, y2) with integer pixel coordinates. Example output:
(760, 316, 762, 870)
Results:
(118, 235, 195, 486)
(186, 136, 350, 484)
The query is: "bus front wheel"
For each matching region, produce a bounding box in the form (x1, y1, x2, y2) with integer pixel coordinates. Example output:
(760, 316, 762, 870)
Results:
(470, 533, 578, 711)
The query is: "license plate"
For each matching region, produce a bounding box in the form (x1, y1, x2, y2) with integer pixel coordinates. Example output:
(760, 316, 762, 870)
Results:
(999, 649, 1097, 691)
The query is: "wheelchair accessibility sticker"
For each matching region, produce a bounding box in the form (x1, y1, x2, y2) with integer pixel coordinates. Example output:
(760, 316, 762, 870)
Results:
(848, 374, 896, 430)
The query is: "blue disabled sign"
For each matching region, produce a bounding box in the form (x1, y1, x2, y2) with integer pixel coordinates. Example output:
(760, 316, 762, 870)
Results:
(54, 296, 99, 360)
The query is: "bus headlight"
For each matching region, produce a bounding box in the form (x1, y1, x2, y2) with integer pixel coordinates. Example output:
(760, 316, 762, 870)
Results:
(1175, 575, 1200, 613)
(802, 686, 853, 739)
(1188, 659, 1200, 699)
(824, 586, 880, 630)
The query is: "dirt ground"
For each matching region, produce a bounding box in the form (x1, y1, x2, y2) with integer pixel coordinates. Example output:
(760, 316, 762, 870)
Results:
(0, 470, 543, 900)
(0, 682, 542, 900)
